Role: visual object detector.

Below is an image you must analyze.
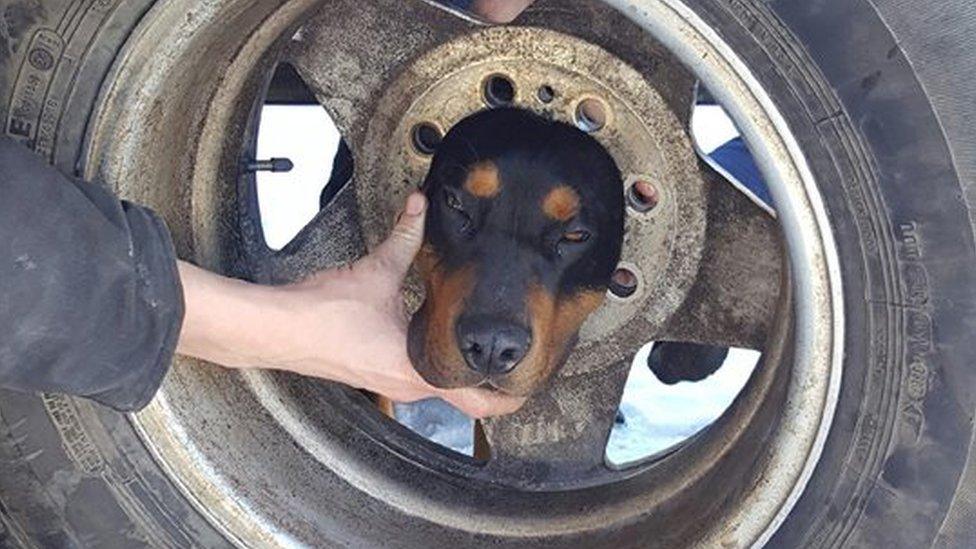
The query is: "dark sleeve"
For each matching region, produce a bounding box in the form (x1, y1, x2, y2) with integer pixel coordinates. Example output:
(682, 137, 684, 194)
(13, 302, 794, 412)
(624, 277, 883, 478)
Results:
(0, 137, 184, 411)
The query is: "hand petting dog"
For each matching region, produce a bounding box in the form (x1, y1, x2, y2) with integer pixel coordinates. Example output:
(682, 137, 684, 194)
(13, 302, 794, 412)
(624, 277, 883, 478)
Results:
(176, 193, 525, 419)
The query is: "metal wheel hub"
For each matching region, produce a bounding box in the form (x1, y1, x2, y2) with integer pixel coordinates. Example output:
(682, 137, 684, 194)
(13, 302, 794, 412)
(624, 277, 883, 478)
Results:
(78, 0, 840, 546)
(354, 25, 707, 370)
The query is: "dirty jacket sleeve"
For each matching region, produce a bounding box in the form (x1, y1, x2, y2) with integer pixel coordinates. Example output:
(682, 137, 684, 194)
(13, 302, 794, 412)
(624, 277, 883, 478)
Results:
(0, 137, 183, 411)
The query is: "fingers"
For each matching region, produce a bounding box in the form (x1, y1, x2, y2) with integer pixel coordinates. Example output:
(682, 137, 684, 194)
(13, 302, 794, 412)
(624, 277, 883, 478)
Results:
(471, 0, 535, 23)
(439, 387, 526, 419)
(367, 192, 427, 277)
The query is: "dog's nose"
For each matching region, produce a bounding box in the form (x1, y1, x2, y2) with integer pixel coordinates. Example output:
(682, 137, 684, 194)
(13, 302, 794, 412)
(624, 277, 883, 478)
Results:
(457, 317, 531, 375)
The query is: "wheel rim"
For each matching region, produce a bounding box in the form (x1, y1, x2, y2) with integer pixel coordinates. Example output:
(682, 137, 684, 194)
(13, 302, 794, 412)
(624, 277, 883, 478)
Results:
(82, 0, 842, 546)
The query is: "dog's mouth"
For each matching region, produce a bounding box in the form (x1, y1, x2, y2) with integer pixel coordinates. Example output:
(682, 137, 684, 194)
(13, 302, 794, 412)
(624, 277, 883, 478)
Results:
(408, 232, 612, 396)
(406, 289, 604, 396)
(474, 379, 505, 392)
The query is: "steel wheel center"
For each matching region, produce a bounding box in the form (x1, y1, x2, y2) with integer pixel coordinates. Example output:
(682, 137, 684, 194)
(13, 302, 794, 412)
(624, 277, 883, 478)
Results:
(354, 26, 709, 373)
(79, 0, 838, 545)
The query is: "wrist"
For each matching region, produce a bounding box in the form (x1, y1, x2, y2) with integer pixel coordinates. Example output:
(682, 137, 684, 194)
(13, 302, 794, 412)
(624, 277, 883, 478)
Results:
(176, 261, 297, 370)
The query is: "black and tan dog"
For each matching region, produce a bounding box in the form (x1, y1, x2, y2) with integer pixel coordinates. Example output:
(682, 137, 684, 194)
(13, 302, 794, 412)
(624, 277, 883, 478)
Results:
(408, 107, 625, 397)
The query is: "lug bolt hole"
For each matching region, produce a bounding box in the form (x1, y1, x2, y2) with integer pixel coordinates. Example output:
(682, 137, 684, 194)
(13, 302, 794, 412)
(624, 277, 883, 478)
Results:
(411, 122, 443, 156)
(483, 74, 516, 107)
(575, 98, 607, 133)
(609, 266, 639, 299)
(628, 180, 659, 213)
(537, 85, 556, 104)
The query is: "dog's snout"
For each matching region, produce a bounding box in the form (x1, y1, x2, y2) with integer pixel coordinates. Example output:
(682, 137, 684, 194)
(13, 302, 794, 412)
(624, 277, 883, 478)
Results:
(457, 317, 531, 375)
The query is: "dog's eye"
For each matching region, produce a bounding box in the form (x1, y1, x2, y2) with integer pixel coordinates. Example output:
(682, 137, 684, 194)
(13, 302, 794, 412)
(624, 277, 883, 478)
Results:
(444, 189, 464, 211)
(561, 230, 591, 243)
(443, 188, 474, 236)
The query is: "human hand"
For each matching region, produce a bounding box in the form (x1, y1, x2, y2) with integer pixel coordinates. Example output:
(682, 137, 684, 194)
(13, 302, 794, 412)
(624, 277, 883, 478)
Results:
(177, 193, 525, 419)
(470, 0, 536, 23)
(277, 192, 525, 417)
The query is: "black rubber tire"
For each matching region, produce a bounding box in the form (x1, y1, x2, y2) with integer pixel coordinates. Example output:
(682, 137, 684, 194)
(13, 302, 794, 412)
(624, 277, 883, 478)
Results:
(1, 0, 975, 547)
(0, 2, 229, 546)
(695, 2, 976, 546)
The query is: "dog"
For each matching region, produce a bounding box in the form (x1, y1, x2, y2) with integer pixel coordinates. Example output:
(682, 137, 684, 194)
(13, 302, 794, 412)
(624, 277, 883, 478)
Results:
(407, 107, 625, 398)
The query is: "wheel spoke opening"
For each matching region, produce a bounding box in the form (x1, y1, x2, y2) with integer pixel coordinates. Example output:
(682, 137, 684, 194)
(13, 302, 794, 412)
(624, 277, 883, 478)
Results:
(254, 63, 353, 251)
(690, 86, 774, 212)
(605, 341, 761, 469)
(393, 399, 476, 457)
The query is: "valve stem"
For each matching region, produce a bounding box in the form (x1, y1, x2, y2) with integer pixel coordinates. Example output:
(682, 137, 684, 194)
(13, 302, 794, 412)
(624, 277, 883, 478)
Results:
(244, 157, 294, 173)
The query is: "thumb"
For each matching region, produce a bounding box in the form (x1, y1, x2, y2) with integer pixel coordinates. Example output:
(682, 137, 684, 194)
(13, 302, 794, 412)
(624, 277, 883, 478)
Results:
(369, 192, 427, 276)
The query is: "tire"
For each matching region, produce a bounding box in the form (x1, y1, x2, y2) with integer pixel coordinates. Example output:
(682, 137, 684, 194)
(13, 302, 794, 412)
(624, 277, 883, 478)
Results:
(1, 2, 228, 546)
(1, 0, 975, 547)
(725, 2, 976, 546)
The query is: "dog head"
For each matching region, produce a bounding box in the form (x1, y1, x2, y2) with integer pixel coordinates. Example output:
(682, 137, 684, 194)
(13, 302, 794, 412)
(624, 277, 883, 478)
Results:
(408, 108, 624, 396)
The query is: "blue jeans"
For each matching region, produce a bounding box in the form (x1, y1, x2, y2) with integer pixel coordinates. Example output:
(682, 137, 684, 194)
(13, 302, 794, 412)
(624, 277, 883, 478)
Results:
(708, 136, 772, 208)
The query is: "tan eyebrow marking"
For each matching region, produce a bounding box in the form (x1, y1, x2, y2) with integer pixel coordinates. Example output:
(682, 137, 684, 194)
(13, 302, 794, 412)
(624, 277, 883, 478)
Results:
(463, 161, 501, 198)
(542, 185, 580, 221)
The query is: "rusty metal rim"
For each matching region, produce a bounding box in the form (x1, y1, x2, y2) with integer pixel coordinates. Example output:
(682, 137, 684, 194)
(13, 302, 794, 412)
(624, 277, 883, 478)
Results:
(611, 1, 844, 544)
(81, 0, 841, 546)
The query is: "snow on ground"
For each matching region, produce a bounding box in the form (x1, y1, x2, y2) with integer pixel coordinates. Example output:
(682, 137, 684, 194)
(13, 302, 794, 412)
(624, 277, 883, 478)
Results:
(691, 104, 740, 154)
(606, 344, 760, 465)
(389, 345, 760, 460)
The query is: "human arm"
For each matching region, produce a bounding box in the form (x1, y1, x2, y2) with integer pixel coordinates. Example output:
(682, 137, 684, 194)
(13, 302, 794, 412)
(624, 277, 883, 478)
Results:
(0, 137, 181, 411)
(176, 193, 524, 417)
(0, 137, 521, 416)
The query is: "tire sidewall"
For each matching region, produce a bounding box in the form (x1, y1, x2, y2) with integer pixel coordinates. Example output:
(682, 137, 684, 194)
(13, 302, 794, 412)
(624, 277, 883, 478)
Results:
(684, 1, 976, 547)
(1, 0, 228, 545)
